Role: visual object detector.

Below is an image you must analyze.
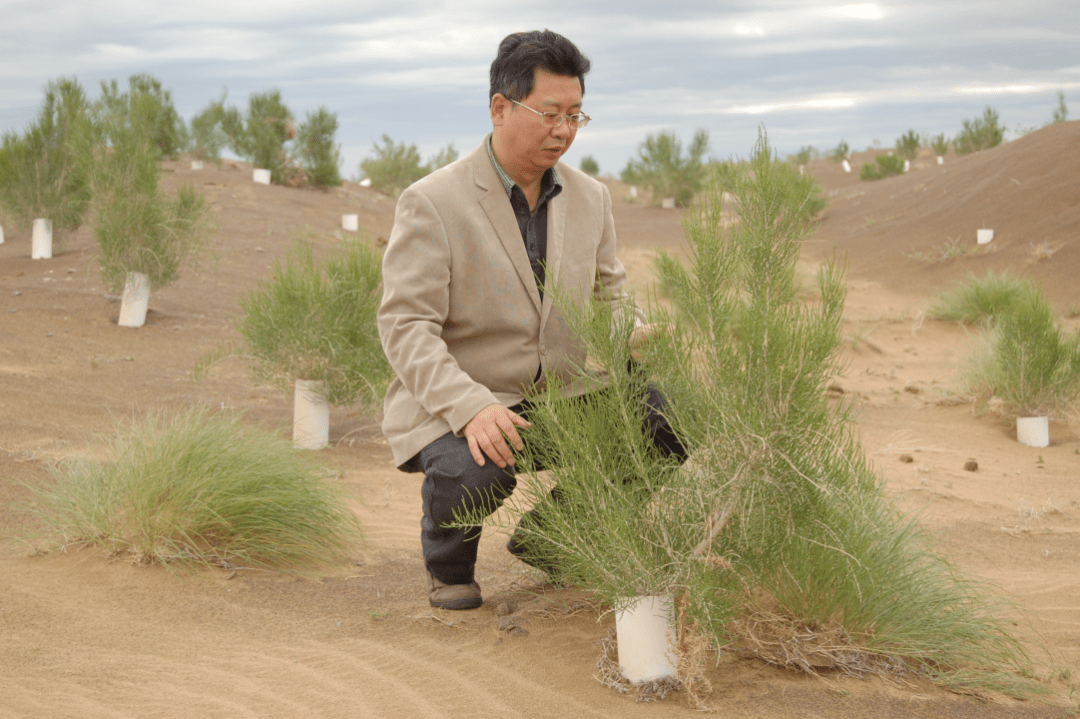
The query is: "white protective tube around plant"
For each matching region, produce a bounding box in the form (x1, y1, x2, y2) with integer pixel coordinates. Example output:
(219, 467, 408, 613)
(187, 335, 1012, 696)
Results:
(342, 214, 359, 231)
(0, 224, 4, 244)
(615, 595, 678, 684)
(294, 379, 330, 450)
(977, 229, 994, 245)
(118, 272, 151, 328)
(191, 160, 204, 171)
(253, 169, 271, 185)
(842, 160, 851, 173)
(1017, 417, 1049, 448)
(661, 197, 676, 209)
(31, 219, 52, 259)
(937, 156, 944, 165)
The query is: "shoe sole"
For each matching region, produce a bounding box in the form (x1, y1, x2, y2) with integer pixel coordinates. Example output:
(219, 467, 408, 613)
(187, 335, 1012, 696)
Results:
(430, 595, 483, 610)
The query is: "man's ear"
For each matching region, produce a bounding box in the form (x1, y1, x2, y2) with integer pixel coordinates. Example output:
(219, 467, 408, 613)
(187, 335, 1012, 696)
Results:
(490, 93, 510, 126)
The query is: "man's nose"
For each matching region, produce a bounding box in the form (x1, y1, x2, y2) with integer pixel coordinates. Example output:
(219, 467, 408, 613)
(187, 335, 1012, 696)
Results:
(552, 119, 572, 139)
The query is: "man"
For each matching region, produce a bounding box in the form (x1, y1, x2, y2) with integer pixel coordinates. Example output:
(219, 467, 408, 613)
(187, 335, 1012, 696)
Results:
(378, 30, 684, 610)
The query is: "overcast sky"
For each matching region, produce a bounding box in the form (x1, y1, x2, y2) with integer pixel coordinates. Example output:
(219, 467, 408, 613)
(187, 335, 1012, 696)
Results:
(2, 1, 1078, 178)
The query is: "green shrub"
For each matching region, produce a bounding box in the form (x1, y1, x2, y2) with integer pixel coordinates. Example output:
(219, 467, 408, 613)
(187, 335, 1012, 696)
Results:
(964, 287, 1080, 418)
(955, 106, 1004, 156)
(218, 89, 296, 183)
(895, 130, 920, 161)
(1051, 91, 1068, 124)
(28, 406, 363, 573)
(88, 99, 212, 294)
(0, 77, 94, 243)
(95, 74, 187, 160)
(621, 129, 710, 206)
(427, 143, 458, 172)
(235, 239, 392, 410)
(579, 155, 599, 176)
(827, 140, 849, 162)
(295, 107, 343, 187)
(359, 135, 426, 195)
(790, 145, 819, 165)
(463, 131, 1040, 699)
(860, 153, 905, 181)
(187, 94, 230, 164)
(930, 133, 950, 157)
(929, 271, 1035, 323)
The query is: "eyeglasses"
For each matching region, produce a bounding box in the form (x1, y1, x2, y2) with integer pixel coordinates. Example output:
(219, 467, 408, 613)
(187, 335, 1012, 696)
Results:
(510, 99, 591, 129)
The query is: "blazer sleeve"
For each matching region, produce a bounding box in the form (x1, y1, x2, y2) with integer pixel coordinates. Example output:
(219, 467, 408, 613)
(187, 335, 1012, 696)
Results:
(377, 186, 502, 434)
(593, 181, 646, 330)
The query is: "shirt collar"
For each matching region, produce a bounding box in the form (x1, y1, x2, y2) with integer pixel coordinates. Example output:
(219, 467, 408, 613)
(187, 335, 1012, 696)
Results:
(486, 135, 562, 199)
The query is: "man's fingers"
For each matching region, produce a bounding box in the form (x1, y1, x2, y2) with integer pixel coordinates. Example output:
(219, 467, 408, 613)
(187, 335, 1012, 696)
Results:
(467, 435, 486, 466)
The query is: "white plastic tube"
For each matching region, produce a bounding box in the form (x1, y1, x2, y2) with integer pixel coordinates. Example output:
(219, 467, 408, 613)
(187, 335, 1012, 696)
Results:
(31, 219, 52, 259)
(294, 379, 330, 450)
(903, 159, 910, 173)
(841, 160, 851, 173)
(660, 197, 676, 209)
(937, 156, 944, 165)
(253, 168, 271, 185)
(615, 595, 678, 684)
(1017, 417, 1049, 448)
(191, 160, 204, 171)
(977, 229, 994, 245)
(0, 224, 4, 244)
(342, 214, 359, 231)
(359, 178, 372, 188)
(629, 186, 639, 198)
(118, 272, 151, 328)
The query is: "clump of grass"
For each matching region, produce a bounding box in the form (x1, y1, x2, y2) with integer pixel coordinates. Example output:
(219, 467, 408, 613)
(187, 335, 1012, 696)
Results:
(904, 236, 971, 263)
(963, 285, 1080, 419)
(929, 271, 1035, 323)
(860, 154, 905, 181)
(27, 406, 363, 573)
(232, 238, 392, 410)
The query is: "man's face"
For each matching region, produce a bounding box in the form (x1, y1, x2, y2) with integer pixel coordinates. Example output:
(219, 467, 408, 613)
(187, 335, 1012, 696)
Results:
(491, 68, 583, 178)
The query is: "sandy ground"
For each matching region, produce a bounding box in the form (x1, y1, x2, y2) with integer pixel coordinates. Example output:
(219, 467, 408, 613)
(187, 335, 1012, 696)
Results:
(1, 123, 1078, 718)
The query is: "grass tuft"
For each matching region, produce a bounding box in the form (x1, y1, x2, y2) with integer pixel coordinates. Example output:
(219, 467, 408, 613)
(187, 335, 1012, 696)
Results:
(27, 406, 363, 573)
(929, 271, 1035, 323)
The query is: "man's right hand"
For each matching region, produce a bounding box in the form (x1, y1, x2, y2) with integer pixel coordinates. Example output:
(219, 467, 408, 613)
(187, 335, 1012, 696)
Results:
(464, 404, 532, 468)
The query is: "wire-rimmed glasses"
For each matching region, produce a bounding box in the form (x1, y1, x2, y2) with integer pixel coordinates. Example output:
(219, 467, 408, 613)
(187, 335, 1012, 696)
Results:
(510, 99, 591, 129)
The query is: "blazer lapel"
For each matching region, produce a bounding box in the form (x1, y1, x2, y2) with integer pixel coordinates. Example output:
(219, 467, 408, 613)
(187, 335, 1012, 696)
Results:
(540, 181, 567, 331)
(473, 144, 543, 314)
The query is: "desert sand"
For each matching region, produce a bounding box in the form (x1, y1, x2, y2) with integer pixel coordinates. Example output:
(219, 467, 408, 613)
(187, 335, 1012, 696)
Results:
(1, 123, 1078, 718)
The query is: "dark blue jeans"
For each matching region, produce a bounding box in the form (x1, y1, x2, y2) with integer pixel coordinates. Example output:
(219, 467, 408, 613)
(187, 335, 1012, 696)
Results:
(409, 384, 687, 586)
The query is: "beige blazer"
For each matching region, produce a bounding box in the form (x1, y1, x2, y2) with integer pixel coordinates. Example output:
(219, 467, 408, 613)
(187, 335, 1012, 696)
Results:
(377, 137, 640, 468)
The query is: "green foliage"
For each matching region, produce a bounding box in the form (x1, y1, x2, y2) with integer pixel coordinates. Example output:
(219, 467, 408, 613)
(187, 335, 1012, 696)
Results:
(219, 89, 296, 183)
(463, 131, 1041, 697)
(860, 153, 905, 181)
(955, 106, 1005, 156)
(579, 155, 599, 176)
(929, 271, 1036, 323)
(790, 145, 819, 165)
(359, 135, 459, 196)
(895, 130, 920, 161)
(0, 77, 94, 241)
(187, 94, 231, 164)
(1051, 91, 1068, 124)
(964, 286, 1080, 418)
(88, 103, 212, 294)
(95, 74, 187, 160)
(930, 133, 950, 157)
(295, 107, 343, 187)
(827, 140, 850, 162)
(236, 238, 392, 410)
(27, 406, 362, 573)
(621, 129, 710, 206)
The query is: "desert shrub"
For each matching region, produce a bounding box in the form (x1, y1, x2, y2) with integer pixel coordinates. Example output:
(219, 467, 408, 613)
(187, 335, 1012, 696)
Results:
(929, 271, 1036, 324)
(88, 97, 212, 294)
(621, 129, 710, 206)
(187, 94, 231, 164)
(358, 135, 451, 196)
(235, 238, 392, 410)
(955, 106, 1004, 156)
(827, 140, 849, 162)
(27, 406, 362, 573)
(964, 286, 1080, 419)
(467, 131, 1040, 701)
(95, 74, 187, 160)
(579, 155, 599, 176)
(0, 77, 94, 243)
(860, 153, 905, 181)
(930, 133, 950, 157)
(295, 107, 343, 187)
(1051, 91, 1068, 124)
(218, 89, 296, 183)
(895, 130, 920, 161)
(790, 145, 819, 165)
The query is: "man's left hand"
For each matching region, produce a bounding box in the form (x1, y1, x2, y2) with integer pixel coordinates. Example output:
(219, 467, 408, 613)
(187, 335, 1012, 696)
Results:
(629, 323, 666, 361)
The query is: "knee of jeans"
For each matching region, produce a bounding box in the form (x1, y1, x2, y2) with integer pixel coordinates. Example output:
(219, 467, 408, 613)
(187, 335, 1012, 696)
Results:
(426, 463, 517, 528)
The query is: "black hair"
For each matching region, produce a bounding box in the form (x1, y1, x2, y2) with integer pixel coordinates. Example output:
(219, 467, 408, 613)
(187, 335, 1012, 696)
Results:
(489, 30, 591, 102)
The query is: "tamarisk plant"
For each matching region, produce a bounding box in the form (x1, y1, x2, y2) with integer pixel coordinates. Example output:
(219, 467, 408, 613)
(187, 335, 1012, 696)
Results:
(461, 131, 1041, 700)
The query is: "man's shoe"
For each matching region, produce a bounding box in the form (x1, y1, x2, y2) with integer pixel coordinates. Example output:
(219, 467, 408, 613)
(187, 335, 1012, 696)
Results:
(506, 509, 561, 578)
(426, 570, 482, 610)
